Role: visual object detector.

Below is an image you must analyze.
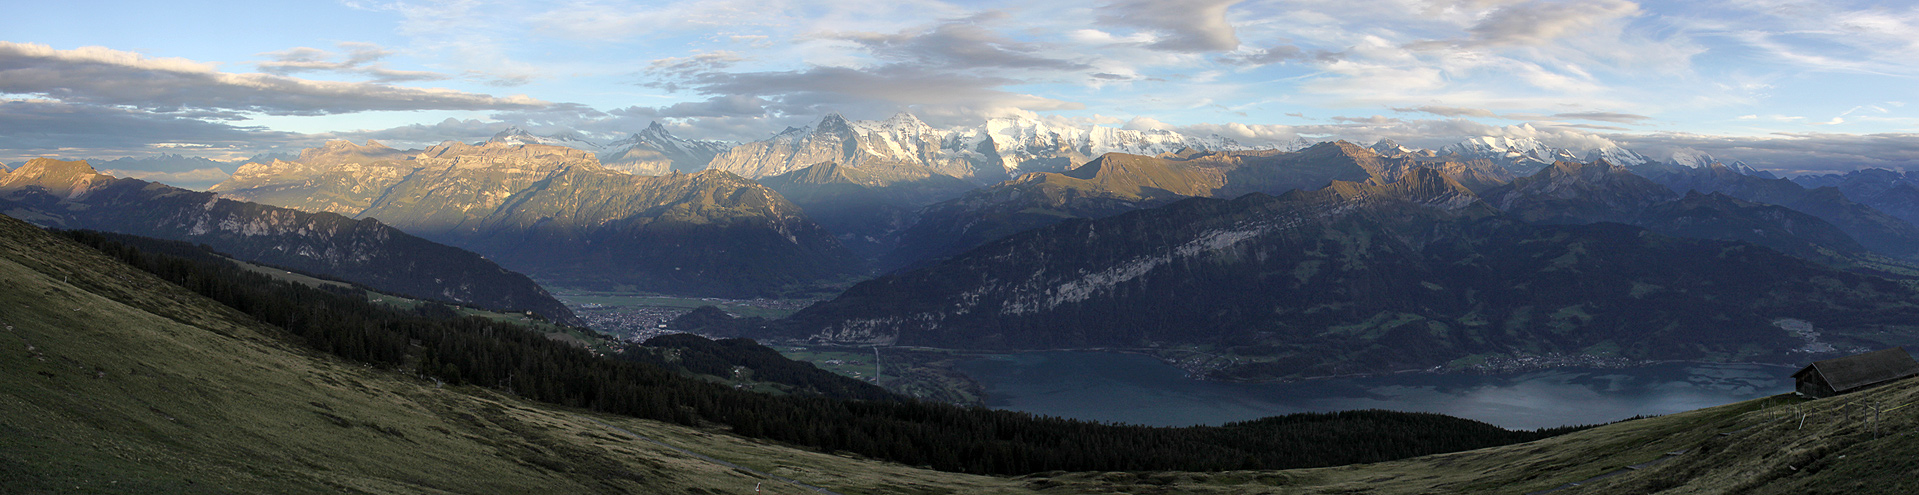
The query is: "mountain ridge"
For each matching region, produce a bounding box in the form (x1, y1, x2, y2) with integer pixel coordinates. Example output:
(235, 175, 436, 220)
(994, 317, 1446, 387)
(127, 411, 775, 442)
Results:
(212, 140, 861, 297)
(0, 157, 581, 325)
(884, 141, 1510, 270)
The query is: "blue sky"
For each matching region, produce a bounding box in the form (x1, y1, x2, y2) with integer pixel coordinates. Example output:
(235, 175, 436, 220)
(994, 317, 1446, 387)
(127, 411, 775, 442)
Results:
(3, 0, 1917, 177)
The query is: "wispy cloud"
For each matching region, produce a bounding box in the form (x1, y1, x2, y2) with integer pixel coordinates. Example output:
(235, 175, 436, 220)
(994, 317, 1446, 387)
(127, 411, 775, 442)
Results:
(1095, 0, 1243, 52)
(0, 42, 546, 116)
(1550, 111, 1653, 123)
(677, 64, 1084, 126)
(0, 99, 303, 161)
(98, 168, 232, 190)
(256, 42, 448, 83)
(1443, 0, 1642, 48)
(1392, 105, 1499, 118)
(822, 18, 1093, 71)
(1709, 2, 1919, 77)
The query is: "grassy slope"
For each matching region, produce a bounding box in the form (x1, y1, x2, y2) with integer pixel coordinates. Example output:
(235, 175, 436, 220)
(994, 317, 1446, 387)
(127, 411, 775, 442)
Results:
(3, 213, 1914, 494)
(0, 216, 1028, 494)
(1025, 378, 1919, 494)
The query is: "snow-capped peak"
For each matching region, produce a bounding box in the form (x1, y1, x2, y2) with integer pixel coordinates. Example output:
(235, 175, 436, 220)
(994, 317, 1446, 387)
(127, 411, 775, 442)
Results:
(1667, 148, 1718, 168)
(488, 126, 603, 151)
(599, 121, 733, 175)
(704, 111, 1297, 181)
(1585, 146, 1650, 167)
(1370, 138, 1415, 156)
(1441, 136, 1580, 172)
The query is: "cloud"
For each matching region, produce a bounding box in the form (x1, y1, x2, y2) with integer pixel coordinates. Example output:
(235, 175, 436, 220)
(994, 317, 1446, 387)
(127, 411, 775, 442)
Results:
(1097, 0, 1243, 52)
(1614, 131, 1919, 175)
(1217, 44, 1308, 66)
(647, 52, 747, 79)
(1169, 121, 1304, 146)
(1121, 116, 1176, 131)
(825, 21, 1092, 71)
(1436, 0, 1642, 49)
(1392, 105, 1499, 118)
(256, 42, 448, 83)
(1550, 111, 1651, 123)
(97, 167, 232, 190)
(1716, 3, 1919, 77)
(1388, 106, 1652, 125)
(670, 64, 1083, 127)
(324, 117, 513, 146)
(1331, 115, 1400, 124)
(0, 42, 547, 116)
(659, 94, 770, 118)
(0, 99, 304, 162)
(1548, 122, 1633, 131)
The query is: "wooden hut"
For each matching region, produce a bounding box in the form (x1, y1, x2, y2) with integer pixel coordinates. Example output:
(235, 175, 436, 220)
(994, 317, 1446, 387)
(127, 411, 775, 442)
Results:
(1791, 347, 1919, 399)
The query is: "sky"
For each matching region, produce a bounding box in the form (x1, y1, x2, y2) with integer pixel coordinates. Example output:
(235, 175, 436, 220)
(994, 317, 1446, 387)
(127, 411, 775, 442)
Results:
(3, 0, 1918, 181)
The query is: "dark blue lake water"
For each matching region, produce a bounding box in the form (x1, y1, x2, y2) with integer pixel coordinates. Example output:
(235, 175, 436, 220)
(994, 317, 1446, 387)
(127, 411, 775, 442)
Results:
(952, 352, 1795, 430)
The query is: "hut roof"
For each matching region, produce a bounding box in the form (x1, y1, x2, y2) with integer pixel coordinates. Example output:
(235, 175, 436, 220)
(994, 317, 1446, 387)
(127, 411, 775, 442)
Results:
(1793, 347, 1919, 393)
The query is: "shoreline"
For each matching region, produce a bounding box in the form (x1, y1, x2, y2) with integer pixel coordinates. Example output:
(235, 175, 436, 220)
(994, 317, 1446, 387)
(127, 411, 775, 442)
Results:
(838, 344, 1814, 384)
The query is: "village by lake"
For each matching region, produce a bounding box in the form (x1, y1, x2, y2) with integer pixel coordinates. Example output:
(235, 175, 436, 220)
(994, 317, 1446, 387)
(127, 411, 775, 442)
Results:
(952, 351, 1800, 430)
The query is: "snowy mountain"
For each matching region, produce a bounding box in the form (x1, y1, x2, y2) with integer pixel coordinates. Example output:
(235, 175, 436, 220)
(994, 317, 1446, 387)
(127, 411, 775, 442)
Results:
(1584, 146, 1652, 167)
(487, 127, 603, 151)
(598, 122, 734, 175)
(1667, 148, 1717, 168)
(706, 113, 981, 180)
(955, 117, 1277, 178)
(706, 113, 1285, 184)
(1440, 136, 1581, 173)
(1435, 138, 1781, 180)
(1664, 148, 1774, 178)
(1369, 138, 1416, 156)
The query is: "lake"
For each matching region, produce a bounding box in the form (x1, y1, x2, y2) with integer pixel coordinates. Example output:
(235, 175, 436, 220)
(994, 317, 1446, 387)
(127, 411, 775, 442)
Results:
(951, 351, 1796, 430)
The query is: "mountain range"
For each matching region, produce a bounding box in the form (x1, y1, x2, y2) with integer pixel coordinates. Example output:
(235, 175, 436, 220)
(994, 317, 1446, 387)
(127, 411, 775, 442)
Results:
(1478, 160, 1878, 268)
(764, 165, 1919, 379)
(1794, 168, 1919, 228)
(1632, 161, 1919, 259)
(197, 116, 1919, 289)
(885, 141, 1513, 270)
(706, 113, 1291, 184)
(0, 158, 580, 324)
(212, 139, 859, 297)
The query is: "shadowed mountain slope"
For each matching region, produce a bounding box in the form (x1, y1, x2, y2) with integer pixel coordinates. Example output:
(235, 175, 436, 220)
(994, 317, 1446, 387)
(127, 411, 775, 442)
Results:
(778, 169, 1919, 379)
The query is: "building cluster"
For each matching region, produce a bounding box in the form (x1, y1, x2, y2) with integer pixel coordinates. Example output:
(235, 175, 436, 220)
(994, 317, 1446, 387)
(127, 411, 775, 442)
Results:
(571, 305, 692, 340)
